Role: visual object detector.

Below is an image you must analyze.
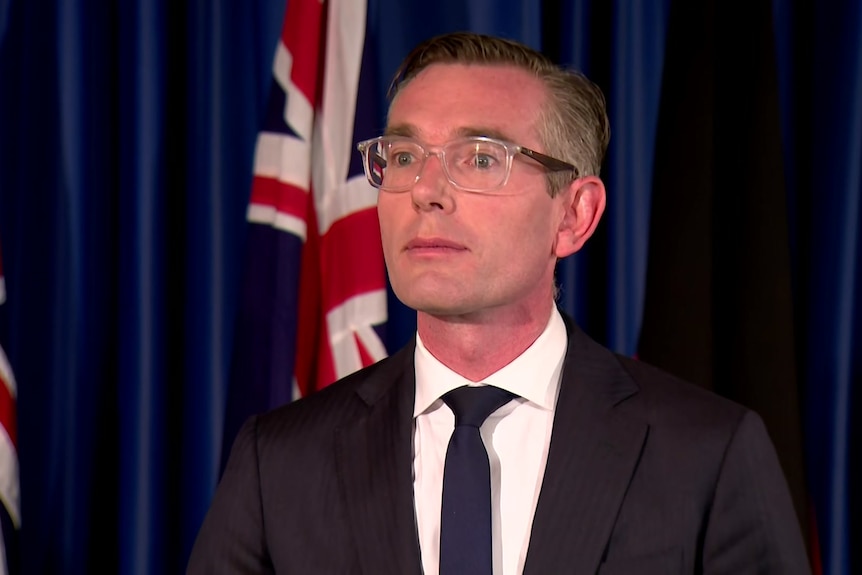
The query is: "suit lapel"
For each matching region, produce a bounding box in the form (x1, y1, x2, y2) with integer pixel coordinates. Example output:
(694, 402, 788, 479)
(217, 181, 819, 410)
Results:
(335, 344, 424, 574)
(524, 316, 647, 574)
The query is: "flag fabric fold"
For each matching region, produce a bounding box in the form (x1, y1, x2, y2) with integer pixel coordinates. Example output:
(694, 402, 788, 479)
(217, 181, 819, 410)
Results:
(221, 0, 387, 469)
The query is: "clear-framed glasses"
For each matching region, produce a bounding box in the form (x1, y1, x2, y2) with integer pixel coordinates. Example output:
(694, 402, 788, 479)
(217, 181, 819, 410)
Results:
(356, 135, 578, 193)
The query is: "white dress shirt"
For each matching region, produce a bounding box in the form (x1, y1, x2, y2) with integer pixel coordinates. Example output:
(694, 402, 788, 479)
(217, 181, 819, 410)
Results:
(413, 307, 568, 575)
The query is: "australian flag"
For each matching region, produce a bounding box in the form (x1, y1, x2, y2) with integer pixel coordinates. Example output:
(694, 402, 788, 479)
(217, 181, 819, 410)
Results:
(221, 0, 388, 470)
(0, 240, 19, 575)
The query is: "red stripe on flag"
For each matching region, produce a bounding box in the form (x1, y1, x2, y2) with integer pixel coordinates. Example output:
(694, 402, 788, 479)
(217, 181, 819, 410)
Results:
(319, 207, 386, 308)
(281, 0, 325, 105)
(248, 176, 308, 220)
(355, 332, 376, 367)
(0, 375, 15, 449)
(293, 189, 335, 396)
(0, 240, 14, 449)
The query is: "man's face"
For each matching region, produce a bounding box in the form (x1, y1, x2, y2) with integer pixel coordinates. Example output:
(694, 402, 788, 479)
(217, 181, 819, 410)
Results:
(378, 63, 571, 321)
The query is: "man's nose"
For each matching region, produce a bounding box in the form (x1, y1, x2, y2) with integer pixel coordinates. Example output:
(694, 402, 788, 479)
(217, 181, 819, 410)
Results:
(417, 151, 447, 183)
(410, 152, 453, 210)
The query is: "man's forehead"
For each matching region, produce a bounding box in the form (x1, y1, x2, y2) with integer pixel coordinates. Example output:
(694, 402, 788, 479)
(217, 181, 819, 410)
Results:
(398, 61, 535, 84)
(386, 64, 544, 142)
(392, 63, 544, 101)
(384, 123, 515, 142)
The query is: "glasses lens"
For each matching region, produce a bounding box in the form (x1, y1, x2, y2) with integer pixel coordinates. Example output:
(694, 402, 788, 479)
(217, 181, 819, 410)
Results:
(364, 137, 424, 191)
(362, 136, 512, 192)
(446, 139, 508, 191)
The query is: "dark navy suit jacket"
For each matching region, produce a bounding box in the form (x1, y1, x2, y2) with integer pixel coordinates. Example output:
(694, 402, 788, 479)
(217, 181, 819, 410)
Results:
(188, 312, 810, 574)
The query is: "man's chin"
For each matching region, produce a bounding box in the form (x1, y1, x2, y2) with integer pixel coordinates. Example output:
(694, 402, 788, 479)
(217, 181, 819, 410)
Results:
(408, 301, 468, 317)
(398, 295, 474, 318)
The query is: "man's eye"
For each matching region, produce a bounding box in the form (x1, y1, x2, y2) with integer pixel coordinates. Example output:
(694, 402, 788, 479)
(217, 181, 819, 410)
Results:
(393, 152, 414, 166)
(469, 153, 499, 170)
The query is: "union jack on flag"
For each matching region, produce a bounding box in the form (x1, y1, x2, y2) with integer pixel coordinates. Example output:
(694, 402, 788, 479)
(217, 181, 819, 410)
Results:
(221, 0, 388, 466)
(0, 241, 19, 575)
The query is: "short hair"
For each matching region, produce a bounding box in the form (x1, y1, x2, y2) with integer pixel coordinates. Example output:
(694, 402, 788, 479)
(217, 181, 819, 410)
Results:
(388, 31, 610, 194)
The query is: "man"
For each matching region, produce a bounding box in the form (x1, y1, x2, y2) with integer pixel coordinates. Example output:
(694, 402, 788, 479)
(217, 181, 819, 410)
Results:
(188, 32, 810, 574)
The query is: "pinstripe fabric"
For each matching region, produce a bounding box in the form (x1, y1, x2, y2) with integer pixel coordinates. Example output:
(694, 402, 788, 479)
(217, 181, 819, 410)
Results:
(188, 312, 809, 574)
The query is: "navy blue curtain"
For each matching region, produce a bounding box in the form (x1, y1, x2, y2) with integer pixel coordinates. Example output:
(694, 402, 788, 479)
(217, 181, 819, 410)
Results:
(782, 2, 862, 571)
(0, 0, 858, 574)
(0, 1, 285, 573)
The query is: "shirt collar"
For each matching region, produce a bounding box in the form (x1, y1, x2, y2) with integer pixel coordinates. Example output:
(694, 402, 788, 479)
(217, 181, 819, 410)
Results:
(413, 307, 568, 417)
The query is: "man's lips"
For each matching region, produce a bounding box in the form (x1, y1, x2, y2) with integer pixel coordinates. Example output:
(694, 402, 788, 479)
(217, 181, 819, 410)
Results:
(405, 237, 468, 252)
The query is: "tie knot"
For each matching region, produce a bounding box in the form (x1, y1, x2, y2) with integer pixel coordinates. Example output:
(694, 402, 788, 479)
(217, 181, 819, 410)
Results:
(442, 385, 515, 428)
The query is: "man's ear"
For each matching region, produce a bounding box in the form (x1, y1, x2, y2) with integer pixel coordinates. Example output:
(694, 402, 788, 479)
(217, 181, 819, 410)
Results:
(554, 175, 607, 258)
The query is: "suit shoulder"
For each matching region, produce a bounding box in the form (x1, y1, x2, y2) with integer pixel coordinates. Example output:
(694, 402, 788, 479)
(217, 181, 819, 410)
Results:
(559, 311, 751, 431)
(613, 354, 751, 431)
(609, 355, 784, 496)
(254, 342, 414, 438)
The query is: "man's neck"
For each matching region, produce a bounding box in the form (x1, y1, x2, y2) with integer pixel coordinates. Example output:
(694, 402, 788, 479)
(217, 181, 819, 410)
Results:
(416, 302, 555, 382)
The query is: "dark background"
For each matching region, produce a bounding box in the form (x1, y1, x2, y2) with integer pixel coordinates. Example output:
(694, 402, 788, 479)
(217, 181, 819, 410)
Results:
(0, 0, 858, 573)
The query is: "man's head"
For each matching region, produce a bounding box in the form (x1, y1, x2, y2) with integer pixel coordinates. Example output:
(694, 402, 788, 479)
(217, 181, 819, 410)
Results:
(364, 32, 607, 325)
(387, 32, 610, 195)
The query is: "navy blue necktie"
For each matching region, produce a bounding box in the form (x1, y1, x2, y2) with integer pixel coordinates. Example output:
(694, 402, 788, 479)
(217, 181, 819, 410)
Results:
(439, 385, 516, 575)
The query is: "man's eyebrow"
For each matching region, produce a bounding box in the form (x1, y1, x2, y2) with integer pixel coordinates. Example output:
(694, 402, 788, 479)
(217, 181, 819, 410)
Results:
(453, 126, 512, 141)
(383, 124, 416, 137)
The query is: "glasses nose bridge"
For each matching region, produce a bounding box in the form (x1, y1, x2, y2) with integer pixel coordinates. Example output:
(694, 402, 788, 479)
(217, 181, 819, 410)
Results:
(416, 144, 451, 182)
